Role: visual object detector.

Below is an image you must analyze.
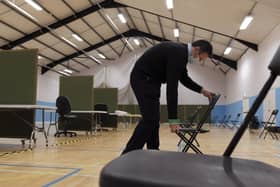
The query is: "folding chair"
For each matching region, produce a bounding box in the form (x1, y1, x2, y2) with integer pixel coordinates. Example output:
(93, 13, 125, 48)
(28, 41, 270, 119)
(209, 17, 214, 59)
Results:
(259, 109, 278, 139)
(217, 114, 227, 127)
(176, 94, 221, 154)
(177, 106, 202, 148)
(222, 114, 232, 128)
(211, 115, 219, 126)
(230, 113, 241, 128)
(100, 46, 280, 187)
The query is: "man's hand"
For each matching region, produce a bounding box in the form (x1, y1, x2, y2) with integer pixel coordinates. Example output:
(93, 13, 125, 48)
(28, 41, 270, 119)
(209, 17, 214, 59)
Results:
(170, 124, 180, 133)
(201, 89, 215, 101)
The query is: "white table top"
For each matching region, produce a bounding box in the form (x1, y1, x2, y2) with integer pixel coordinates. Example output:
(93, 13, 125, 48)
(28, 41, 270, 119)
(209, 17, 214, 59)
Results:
(71, 110, 108, 114)
(0, 104, 57, 110)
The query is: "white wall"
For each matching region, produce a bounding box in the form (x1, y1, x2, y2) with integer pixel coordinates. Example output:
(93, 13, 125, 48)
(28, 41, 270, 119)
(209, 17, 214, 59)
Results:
(160, 63, 226, 105)
(226, 24, 280, 104)
(36, 68, 60, 103)
(78, 47, 226, 105)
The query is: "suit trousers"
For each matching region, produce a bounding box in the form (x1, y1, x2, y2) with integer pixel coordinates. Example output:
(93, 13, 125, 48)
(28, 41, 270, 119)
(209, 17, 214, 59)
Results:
(122, 69, 161, 154)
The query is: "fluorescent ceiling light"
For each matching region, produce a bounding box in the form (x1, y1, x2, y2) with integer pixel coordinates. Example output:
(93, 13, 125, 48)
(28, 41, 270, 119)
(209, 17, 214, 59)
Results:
(98, 53, 106, 59)
(72, 34, 83, 42)
(61, 37, 78, 47)
(240, 15, 253, 30)
(133, 39, 140, 46)
(125, 38, 134, 50)
(106, 14, 119, 32)
(166, 0, 174, 9)
(90, 55, 102, 64)
(224, 47, 232, 55)
(64, 69, 73, 74)
(118, 13, 127, 23)
(58, 71, 70, 76)
(173, 28, 179, 38)
(6, 0, 37, 21)
(25, 0, 42, 11)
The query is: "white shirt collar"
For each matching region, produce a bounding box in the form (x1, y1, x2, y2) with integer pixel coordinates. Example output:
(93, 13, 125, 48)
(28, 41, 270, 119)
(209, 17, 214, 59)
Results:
(187, 43, 192, 62)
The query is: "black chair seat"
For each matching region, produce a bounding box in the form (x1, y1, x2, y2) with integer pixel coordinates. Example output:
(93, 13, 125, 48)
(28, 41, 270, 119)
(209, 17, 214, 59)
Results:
(100, 150, 280, 187)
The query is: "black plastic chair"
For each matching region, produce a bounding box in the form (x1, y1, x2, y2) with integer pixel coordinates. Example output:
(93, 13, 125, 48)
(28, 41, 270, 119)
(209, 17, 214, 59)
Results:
(54, 96, 77, 137)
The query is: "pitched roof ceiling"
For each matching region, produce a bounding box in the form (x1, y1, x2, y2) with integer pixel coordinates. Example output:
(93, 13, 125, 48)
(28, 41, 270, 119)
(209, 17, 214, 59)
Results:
(1, 0, 279, 75)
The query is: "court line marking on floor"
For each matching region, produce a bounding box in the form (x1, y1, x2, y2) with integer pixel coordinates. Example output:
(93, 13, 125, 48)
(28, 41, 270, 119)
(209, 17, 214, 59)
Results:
(42, 168, 81, 187)
(0, 163, 82, 187)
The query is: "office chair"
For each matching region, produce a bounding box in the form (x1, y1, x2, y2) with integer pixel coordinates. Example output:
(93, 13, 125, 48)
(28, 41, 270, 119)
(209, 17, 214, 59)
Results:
(54, 96, 77, 137)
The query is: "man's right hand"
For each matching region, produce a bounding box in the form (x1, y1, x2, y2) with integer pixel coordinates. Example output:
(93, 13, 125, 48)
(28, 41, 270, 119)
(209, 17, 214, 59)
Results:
(170, 124, 181, 133)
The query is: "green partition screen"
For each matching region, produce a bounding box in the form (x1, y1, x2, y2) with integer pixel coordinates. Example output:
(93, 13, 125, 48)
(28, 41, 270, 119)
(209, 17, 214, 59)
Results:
(0, 49, 38, 104)
(93, 88, 118, 113)
(0, 49, 38, 138)
(117, 104, 210, 123)
(60, 76, 94, 110)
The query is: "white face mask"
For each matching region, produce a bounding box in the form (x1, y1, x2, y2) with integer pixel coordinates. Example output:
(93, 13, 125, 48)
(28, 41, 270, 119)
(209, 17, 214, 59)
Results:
(189, 56, 199, 64)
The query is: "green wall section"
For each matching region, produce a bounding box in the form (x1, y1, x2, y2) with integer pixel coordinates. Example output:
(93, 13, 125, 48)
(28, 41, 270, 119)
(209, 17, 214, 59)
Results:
(117, 105, 209, 123)
(60, 76, 94, 110)
(0, 49, 38, 104)
(93, 88, 118, 113)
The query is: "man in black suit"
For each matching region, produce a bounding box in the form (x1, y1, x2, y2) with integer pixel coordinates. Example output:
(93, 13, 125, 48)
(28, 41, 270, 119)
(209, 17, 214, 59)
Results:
(122, 40, 214, 155)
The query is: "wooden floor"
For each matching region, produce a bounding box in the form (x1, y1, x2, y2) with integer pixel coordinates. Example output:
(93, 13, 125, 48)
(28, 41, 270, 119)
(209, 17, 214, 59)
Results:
(0, 124, 280, 187)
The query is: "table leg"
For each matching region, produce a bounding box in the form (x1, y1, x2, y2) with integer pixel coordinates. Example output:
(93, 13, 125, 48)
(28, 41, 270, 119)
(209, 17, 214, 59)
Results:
(47, 112, 52, 136)
(41, 109, 48, 146)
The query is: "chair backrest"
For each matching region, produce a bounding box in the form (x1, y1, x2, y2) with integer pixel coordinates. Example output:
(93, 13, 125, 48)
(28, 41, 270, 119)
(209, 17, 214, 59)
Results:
(225, 115, 232, 122)
(195, 94, 221, 130)
(94, 104, 108, 112)
(220, 114, 227, 121)
(56, 96, 71, 115)
(270, 109, 278, 123)
(187, 106, 202, 123)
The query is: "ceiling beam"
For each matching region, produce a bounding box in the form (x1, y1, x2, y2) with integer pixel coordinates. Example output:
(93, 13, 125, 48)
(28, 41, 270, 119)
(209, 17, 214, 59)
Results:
(123, 7, 147, 48)
(212, 54, 237, 70)
(1, 0, 125, 50)
(42, 29, 237, 74)
(140, 10, 155, 45)
(42, 31, 126, 74)
(120, 4, 258, 51)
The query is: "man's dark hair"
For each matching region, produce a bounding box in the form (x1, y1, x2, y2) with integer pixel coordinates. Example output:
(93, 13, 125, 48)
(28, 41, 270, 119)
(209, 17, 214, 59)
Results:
(192, 40, 213, 57)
